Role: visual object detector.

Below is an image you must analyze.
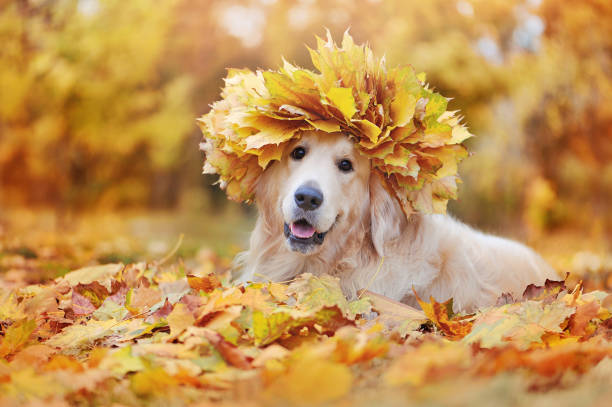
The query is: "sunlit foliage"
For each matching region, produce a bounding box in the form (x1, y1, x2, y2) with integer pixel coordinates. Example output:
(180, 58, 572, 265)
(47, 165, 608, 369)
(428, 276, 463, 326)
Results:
(1, 0, 611, 233)
(0, 0, 193, 207)
(0, 253, 611, 405)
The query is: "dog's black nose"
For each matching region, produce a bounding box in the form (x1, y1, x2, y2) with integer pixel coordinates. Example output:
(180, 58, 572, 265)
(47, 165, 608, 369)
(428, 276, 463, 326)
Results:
(294, 186, 323, 211)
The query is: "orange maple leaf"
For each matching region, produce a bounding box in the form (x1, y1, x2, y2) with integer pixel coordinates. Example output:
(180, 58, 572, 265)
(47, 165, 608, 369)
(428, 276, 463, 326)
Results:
(413, 289, 473, 340)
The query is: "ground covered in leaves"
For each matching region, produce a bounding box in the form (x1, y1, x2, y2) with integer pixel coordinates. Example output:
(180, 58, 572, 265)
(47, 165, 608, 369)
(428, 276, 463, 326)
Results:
(1, 212, 612, 406)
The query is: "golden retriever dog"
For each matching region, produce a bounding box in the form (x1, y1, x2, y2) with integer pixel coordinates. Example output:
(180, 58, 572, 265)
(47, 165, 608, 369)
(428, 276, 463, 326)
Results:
(235, 130, 558, 312)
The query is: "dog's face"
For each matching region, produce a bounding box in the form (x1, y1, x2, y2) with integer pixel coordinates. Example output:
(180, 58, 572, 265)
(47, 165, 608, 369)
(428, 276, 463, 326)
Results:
(255, 130, 405, 260)
(270, 131, 371, 255)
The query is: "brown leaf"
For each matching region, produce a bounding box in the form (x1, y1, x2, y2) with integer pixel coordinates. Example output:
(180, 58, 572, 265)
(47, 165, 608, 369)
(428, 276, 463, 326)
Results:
(187, 274, 221, 293)
(71, 291, 97, 316)
(74, 282, 110, 307)
(522, 278, 566, 302)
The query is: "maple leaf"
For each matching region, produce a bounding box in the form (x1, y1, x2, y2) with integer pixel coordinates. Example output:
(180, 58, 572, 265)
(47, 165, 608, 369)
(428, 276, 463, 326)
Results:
(93, 299, 129, 321)
(522, 278, 567, 302)
(251, 306, 347, 346)
(167, 303, 195, 338)
(59, 264, 123, 292)
(201, 328, 253, 370)
(0, 291, 26, 324)
(332, 326, 390, 364)
(288, 273, 371, 319)
(359, 289, 426, 335)
(71, 290, 97, 316)
(45, 319, 118, 352)
(0, 319, 36, 359)
(463, 300, 576, 350)
(125, 285, 162, 315)
(187, 273, 221, 293)
(326, 87, 358, 120)
(568, 300, 600, 337)
(414, 291, 474, 340)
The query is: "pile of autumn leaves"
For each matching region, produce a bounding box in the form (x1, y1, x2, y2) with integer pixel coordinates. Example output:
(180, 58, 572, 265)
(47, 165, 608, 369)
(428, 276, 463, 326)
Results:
(1, 261, 611, 406)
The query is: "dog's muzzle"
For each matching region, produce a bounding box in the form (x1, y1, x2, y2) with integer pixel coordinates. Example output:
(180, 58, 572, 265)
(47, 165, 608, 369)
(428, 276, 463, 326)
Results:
(284, 220, 328, 252)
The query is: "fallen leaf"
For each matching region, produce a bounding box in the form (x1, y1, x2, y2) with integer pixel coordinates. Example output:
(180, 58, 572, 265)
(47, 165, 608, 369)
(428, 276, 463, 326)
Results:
(264, 357, 352, 405)
(187, 274, 221, 293)
(522, 278, 566, 302)
(463, 300, 575, 349)
(0, 319, 36, 358)
(167, 303, 195, 338)
(202, 329, 252, 369)
(60, 264, 123, 292)
(568, 300, 600, 337)
(415, 291, 473, 340)
(361, 289, 426, 330)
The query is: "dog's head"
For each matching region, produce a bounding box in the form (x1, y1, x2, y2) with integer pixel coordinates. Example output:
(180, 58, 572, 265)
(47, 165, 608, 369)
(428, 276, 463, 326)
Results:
(256, 130, 405, 257)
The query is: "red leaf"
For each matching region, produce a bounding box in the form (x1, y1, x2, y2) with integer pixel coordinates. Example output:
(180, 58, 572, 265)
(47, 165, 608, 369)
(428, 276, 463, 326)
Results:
(202, 329, 252, 370)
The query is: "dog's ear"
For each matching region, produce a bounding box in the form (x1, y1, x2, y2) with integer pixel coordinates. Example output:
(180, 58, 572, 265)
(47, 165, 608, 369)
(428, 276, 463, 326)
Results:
(254, 162, 284, 235)
(369, 173, 406, 257)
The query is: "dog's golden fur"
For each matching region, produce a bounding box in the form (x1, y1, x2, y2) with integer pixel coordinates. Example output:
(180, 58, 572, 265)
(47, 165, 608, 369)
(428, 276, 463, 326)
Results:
(235, 131, 557, 312)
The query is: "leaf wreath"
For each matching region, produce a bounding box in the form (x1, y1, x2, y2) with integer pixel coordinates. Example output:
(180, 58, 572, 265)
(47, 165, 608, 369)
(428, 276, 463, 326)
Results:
(197, 31, 473, 216)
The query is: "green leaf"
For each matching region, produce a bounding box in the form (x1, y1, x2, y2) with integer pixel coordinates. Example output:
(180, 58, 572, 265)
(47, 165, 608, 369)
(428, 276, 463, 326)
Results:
(288, 274, 371, 319)
(425, 92, 448, 119)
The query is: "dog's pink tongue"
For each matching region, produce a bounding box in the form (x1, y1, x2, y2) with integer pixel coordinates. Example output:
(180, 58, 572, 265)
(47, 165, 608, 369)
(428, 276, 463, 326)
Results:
(290, 222, 315, 239)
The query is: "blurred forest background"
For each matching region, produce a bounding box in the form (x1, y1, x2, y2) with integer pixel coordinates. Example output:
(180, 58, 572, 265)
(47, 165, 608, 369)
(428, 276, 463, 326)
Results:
(1, 0, 611, 282)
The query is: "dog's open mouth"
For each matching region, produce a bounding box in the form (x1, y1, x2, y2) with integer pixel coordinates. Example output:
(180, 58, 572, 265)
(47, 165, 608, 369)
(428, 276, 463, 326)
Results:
(284, 219, 327, 246)
(290, 219, 315, 239)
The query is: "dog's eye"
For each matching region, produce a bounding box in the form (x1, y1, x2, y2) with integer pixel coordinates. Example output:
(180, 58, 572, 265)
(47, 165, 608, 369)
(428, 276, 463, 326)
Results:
(338, 159, 353, 172)
(291, 147, 306, 160)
